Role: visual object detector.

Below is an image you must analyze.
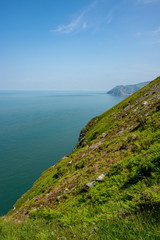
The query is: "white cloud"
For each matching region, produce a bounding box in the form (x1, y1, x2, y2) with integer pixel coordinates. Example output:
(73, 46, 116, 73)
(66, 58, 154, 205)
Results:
(50, 1, 97, 34)
(50, 0, 113, 34)
(51, 12, 85, 34)
(135, 26, 160, 37)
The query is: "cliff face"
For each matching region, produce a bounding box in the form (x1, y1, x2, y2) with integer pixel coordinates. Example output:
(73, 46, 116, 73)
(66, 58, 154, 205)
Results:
(7, 77, 160, 223)
(107, 81, 150, 97)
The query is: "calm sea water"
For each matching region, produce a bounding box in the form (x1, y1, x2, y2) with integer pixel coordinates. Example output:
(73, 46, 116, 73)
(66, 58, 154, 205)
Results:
(0, 90, 123, 216)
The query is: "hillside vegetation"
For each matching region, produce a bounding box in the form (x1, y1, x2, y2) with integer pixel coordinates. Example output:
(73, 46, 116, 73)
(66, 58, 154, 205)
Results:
(1, 77, 160, 239)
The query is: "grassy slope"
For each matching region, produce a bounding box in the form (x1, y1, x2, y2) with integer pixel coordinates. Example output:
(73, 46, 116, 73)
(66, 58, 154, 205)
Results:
(1, 77, 160, 239)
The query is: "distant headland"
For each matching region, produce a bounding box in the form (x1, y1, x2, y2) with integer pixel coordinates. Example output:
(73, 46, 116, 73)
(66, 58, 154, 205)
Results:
(106, 81, 150, 97)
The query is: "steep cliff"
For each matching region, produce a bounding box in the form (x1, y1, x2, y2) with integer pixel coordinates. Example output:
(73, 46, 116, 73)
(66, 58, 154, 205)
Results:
(1, 77, 160, 239)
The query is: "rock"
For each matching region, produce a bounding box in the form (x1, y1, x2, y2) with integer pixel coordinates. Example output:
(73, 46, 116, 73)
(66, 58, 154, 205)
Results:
(56, 195, 63, 201)
(63, 188, 69, 194)
(124, 105, 131, 111)
(89, 142, 102, 149)
(79, 129, 87, 140)
(32, 207, 38, 211)
(96, 174, 106, 181)
(13, 206, 16, 210)
(86, 181, 96, 189)
(141, 101, 148, 107)
(68, 160, 72, 165)
(133, 106, 139, 112)
(102, 133, 106, 138)
(117, 128, 124, 135)
(122, 114, 127, 118)
(62, 156, 68, 160)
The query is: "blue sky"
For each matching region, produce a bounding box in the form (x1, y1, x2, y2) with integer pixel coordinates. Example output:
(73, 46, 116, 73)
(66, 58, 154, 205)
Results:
(0, 0, 160, 90)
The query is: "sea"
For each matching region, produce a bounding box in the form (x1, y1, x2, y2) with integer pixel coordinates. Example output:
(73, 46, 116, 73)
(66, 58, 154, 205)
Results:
(0, 90, 124, 216)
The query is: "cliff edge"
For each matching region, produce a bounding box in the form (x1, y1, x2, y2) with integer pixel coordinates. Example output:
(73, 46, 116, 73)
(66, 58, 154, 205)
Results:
(1, 77, 160, 239)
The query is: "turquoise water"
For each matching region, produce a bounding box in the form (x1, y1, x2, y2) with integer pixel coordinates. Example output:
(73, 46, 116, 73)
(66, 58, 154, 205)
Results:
(0, 91, 123, 216)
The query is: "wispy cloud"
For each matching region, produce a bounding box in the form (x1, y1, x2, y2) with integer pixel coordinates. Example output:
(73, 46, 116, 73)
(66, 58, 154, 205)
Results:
(51, 12, 86, 34)
(50, 0, 113, 34)
(134, 26, 160, 44)
(51, 1, 97, 34)
(135, 26, 160, 37)
(105, 10, 113, 24)
(152, 27, 160, 35)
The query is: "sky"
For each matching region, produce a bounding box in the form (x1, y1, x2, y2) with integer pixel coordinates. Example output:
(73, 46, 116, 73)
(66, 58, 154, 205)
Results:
(0, 0, 160, 91)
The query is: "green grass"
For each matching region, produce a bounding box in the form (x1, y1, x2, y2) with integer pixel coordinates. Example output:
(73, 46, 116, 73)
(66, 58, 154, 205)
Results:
(1, 76, 160, 239)
(1, 209, 160, 240)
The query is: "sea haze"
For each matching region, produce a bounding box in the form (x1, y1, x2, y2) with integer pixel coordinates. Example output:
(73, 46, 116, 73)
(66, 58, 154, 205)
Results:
(0, 90, 124, 215)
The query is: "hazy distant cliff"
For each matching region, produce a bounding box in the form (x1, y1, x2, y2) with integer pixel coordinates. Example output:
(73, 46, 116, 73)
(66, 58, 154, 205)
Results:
(107, 81, 150, 97)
